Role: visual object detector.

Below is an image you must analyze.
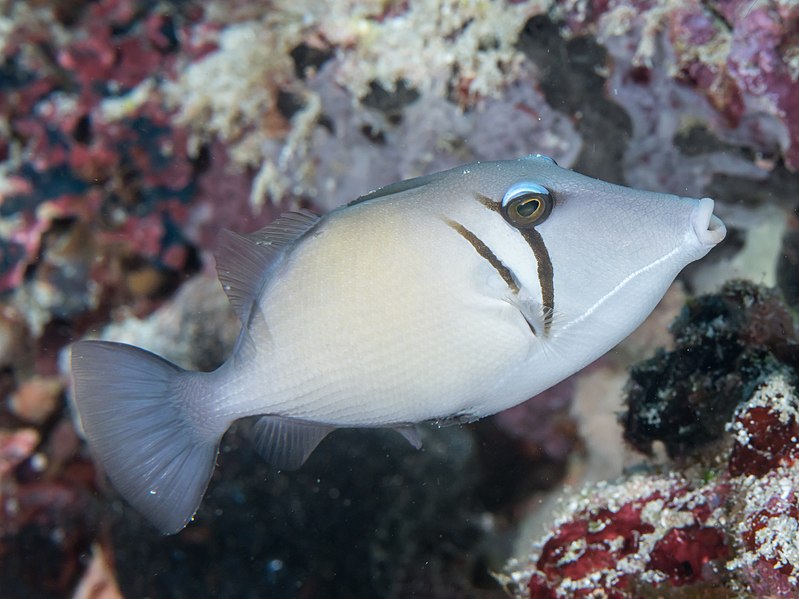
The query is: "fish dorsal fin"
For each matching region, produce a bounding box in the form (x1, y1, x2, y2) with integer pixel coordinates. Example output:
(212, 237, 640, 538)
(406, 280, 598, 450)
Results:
(215, 210, 320, 323)
(249, 416, 335, 470)
(349, 170, 449, 206)
(245, 210, 320, 245)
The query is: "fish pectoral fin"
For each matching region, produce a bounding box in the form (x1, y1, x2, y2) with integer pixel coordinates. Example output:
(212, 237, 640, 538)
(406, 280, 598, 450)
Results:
(248, 416, 334, 470)
(506, 296, 545, 338)
(216, 210, 320, 324)
(393, 425, 423, 449)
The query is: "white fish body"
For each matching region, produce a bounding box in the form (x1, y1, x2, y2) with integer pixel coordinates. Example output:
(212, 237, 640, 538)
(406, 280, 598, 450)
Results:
(71, 155, 726, 532)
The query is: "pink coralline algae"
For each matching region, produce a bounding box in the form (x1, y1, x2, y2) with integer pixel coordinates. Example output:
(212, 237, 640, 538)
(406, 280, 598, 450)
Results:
(725, 379, 799, 596)
(505, 282, 799, 597)
(549, 0, 799, 201)
(0, 1, 265, 594)
(673, 1, 799, 166)
(647, 525, 728, 586)
(728, 402, 799, 478)
(0, 0, 267, 304)
(0, 0, 286, 407)
(516, 474, 731, 597)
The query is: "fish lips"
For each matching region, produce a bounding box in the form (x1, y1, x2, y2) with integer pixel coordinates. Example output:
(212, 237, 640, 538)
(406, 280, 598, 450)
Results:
(691, 197, 727, 248)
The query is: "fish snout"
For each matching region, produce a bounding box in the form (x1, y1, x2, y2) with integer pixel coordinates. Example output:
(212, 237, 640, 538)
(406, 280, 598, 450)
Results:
(691, 197, 726, 247)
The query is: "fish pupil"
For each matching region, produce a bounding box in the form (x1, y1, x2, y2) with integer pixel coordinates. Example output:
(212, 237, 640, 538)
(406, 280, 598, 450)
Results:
(515, 197, 540, 218)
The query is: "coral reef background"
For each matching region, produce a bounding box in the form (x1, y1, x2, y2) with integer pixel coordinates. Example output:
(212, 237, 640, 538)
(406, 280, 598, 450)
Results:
(1, 0, 799, 597)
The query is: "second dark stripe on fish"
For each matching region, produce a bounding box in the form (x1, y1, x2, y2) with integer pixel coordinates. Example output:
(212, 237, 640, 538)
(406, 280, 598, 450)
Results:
(519, 227, 554, 335)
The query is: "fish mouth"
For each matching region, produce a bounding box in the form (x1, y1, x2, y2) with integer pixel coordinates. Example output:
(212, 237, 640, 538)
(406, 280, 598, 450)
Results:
(692, 197, 726, 247)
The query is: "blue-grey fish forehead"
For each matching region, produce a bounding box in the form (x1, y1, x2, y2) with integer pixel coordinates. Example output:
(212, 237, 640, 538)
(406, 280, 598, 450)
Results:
(493, 154, 580, 190)
(515, 154, 568, 178)
(511, 155, 622, 197)
(523, 154, 558, 165)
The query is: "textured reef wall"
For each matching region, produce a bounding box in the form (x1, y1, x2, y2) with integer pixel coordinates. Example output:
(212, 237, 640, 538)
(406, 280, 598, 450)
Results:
(1, 0, 799, 597)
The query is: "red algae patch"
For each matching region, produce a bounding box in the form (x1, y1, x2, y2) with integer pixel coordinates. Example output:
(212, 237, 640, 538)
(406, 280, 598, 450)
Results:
(504, 373, 799, 598)
(506, 473, 731, 597)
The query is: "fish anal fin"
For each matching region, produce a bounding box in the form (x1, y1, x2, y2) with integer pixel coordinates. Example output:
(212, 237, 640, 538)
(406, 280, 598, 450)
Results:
(394, 425, 423, 449)
(249, 416, 334, 470)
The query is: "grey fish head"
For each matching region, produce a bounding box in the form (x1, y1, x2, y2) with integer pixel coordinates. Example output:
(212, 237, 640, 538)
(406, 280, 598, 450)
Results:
(502, 155, 726, 334)
(357, 155, 725, 346)
(458, 154, 725, 258)
(511, 153, 726, 252)
(420, 154, 726, 388)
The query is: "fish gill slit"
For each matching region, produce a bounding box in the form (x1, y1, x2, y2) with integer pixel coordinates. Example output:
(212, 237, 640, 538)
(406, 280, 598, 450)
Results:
(520, 228, 555, 335)
(444, 219, 520, 295)
(524, 317, 539, 338)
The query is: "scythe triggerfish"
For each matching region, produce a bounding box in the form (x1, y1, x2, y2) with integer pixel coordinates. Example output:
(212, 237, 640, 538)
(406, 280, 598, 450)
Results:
(70, 154, 726, 533)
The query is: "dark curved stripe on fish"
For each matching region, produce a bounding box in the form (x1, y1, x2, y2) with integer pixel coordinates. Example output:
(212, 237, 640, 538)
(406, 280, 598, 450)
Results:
(474, 192, 555, 336)
(445, 220, 520, 295)
(520, 228, 554, 335)
(475, 193, 496, 211)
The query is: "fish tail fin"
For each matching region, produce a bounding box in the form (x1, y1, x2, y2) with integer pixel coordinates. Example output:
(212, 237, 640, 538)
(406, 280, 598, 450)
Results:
(70, 340, 225, 534)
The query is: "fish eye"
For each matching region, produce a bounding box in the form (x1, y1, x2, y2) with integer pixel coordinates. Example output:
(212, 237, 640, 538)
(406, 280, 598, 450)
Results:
(501, 182, 552, 229)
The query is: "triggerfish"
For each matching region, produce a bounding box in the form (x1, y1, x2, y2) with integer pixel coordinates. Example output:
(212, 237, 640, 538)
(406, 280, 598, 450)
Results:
(70, 154, 726, 533)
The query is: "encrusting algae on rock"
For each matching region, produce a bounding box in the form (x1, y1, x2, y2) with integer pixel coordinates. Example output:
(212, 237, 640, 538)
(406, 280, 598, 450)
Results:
(502, 281, 799, 598)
